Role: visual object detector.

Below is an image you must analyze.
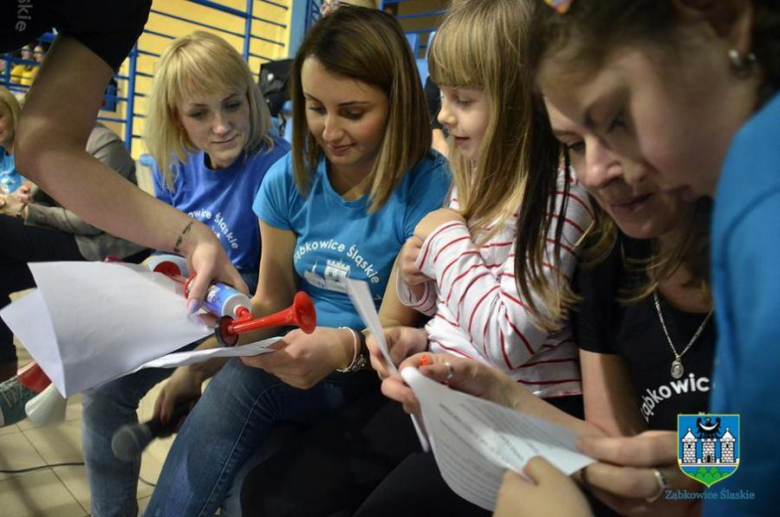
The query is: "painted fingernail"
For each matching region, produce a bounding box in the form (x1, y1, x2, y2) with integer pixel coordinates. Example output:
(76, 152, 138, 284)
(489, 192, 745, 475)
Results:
(187, 299, 201, 314)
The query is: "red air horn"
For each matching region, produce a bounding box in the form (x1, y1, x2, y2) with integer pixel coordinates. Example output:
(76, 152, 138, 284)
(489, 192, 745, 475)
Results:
(151, 259, 317, 346)
(218, 292, 316, 346)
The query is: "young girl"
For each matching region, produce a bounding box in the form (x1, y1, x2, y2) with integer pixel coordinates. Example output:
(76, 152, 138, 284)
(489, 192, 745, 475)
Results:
(80, 31, 288, 517)
(144, 7, 450, 516)
(356, 0, 593, 514)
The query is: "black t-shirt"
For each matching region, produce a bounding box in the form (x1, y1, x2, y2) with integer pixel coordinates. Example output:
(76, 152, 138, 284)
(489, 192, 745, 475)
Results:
(1, 0, 152, 70)
(573, 237, 716, 430)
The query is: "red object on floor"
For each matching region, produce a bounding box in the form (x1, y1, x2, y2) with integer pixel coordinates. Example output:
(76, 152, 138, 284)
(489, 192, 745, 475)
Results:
(18, 361, 52, 393)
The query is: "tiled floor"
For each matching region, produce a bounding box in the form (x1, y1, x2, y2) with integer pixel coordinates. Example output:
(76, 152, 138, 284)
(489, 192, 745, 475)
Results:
(0, 344, 174, 516)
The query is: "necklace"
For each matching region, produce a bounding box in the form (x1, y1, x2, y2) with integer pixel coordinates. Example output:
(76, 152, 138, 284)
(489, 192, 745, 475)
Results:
(652, 291, 713, 379)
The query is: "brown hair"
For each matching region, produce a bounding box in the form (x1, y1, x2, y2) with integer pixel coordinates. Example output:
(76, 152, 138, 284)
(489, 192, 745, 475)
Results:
(527, 0, 780, 104)
(289, 5, 431, 211)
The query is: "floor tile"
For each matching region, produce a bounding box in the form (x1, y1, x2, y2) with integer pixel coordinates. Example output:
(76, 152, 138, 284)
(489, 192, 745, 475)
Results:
(0, 423, 21, 437)
(0, 431, 46, 482)
(0, 469, 87, 517)
(23, 419, 84, 464)
(52, 464, 91, 513)
(138, 495, 151, 515)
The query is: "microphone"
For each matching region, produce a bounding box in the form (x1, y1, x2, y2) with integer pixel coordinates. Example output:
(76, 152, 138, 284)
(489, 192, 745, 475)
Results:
(111, 401, 191, 462)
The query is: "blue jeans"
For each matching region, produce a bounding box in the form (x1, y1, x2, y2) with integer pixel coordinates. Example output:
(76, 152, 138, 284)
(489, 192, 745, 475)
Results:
(82, 363, 178, 517)
(144, 358, 377, 517)
(82, 272, 259, 517)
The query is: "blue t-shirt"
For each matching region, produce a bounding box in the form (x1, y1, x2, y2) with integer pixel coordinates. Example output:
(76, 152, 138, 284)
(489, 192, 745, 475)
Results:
(0, 147, 24, 194)
(153, 136, 290, 276)
(253, 151, 451, 329)
(706, 92, 780, 515)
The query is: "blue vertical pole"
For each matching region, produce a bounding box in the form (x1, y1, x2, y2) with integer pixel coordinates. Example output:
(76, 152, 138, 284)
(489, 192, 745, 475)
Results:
(243, 0, 254, 60)
(124, 45, 138, 153)
(288, 0, 310, 57)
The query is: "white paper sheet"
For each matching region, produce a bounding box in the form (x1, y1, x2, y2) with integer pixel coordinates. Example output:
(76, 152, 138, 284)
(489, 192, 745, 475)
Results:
(133, 337, 281, 370)
(344, 278, 430, 452)
(402, 368, 594, 511)
(0, 262, 212, 396)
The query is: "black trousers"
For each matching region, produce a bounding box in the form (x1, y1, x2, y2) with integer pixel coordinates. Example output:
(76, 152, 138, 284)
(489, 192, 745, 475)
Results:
(241, 389, 584, 517)
(0, 215, 84, 365)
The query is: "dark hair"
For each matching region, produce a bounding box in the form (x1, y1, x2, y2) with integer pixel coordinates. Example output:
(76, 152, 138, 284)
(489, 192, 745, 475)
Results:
(527, 0, 780, 102)
(288, 5, 431, 211)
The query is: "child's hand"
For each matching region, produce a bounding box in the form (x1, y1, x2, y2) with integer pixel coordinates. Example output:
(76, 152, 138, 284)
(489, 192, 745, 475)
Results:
(494, 458, 592, 517)
(413, 208, 464, 241)
(399, 236, 429, 287)
(366, 326, 428, 380)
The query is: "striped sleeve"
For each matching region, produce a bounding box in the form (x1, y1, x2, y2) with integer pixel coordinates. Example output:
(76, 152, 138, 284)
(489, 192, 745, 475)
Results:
(396, 275, 438, 316)
(417, 184, 593, 370)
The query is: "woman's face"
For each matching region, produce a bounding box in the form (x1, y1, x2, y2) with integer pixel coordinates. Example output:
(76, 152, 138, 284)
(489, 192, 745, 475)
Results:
(177, 90, 251, 170)
(301, 57, 389, 178)
(539, 32, 760, 199)
(546, 100, 688, 239)
(0, 102, 14, 149)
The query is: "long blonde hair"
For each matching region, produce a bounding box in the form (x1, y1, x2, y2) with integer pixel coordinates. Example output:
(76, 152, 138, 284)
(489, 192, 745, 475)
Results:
(431, 0, 574, 331)
(429, 0, 533, 241)
(145, 31, 273, 191)
(289, 6, 431, 212)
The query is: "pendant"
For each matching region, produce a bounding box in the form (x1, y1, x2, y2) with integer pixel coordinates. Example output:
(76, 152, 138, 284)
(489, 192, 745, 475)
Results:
(671, 359, 684, 379)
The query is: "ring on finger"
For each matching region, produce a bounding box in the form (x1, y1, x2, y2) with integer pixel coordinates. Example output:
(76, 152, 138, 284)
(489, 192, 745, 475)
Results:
(645, 468, 670, 503)
(444, 361, 455, 381)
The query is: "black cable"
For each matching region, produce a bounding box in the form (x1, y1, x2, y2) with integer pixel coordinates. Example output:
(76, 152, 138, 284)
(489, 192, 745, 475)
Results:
(138, 476, 156, 488)
(0, 461, 85, 474)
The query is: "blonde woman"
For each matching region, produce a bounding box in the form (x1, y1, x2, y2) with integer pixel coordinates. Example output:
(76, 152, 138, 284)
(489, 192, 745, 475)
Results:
(80, 31, 288, 517)
(145, 7, 450, 516)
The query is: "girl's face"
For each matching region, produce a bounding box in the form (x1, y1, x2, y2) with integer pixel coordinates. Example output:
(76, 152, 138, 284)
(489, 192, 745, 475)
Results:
(0, 102, 14, 149)
(539, 37, 759, 199)
(177, 90, 251, 170)
(301, 57, 389, 178)
(546, 100, 688, 239)
(437, 86, 489, 163)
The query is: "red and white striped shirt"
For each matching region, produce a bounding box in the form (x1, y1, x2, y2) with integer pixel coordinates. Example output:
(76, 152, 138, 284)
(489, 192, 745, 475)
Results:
(398, 173, 594, 398)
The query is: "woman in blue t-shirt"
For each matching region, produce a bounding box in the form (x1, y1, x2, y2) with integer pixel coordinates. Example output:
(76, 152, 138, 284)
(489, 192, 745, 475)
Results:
(146, 7, 451, 516)
(80, 31, 289, 517)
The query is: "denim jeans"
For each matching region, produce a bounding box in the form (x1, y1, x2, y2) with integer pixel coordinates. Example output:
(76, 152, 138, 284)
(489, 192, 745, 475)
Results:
(82, 272, 259, 517)
(82, 363, 178, 517)
(144, 358, 378, 517)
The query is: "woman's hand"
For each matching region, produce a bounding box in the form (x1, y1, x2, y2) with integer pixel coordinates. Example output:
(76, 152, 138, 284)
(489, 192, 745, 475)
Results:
(381, 353, 521, 414)
(577, 431, 702, 516)
(183, 223, 249, 312)
(495, 457, 592, 517)
(365, 326, 428, 380)
(240, 327, 355, 389)
(152, 367, 204, 435)
(413, 208, 464, 242)
(0, 191, 27, 218)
